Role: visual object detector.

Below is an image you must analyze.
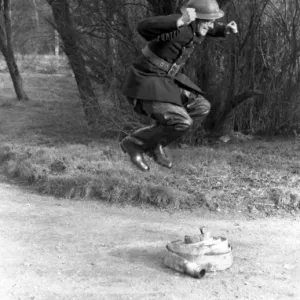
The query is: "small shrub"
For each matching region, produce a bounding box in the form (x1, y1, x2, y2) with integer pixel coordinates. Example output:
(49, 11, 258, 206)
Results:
(0, 100, 14, 108)
(0, 145, 16, 164)
(5, 159, 37, 184)
(49, 159, 67, 174)
(40, 175, 90, 198)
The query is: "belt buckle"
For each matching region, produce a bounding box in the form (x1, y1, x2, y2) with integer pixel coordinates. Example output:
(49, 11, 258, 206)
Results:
(168, 63, 182, 76)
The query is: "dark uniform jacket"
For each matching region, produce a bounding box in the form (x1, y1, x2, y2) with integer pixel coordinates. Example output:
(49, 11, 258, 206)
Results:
(122, 14, 227, 106)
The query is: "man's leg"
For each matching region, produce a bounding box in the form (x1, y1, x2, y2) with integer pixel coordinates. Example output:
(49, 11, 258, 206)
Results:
(121, 100, 193, 171)
(120, 97, 151, 171)
(182, 90, 211, 124)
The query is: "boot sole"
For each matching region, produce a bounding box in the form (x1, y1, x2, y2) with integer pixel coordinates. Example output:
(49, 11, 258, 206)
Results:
(155, 160, 173, 169)
(120, 143, 127, 153)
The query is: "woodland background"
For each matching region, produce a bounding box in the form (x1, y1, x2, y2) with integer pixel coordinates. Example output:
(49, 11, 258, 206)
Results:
(1, 0, 300, 141)
(0, 0, 300, 213)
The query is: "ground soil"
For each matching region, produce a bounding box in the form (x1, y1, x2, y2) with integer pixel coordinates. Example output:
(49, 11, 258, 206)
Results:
(0, 179, 299, 300)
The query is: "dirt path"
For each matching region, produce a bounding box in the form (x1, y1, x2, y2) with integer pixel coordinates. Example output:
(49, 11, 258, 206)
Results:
(0, 181, 299, 300)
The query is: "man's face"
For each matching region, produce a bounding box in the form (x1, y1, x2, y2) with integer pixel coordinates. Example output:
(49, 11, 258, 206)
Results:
(196, 19, 215, 36)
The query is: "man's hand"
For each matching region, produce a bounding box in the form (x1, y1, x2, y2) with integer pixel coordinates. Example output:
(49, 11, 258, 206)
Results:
(226, 21, 238, 34)
(177, 8, 197, 28)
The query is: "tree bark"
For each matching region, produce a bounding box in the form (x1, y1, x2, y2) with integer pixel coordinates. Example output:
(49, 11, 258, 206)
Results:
(0, 0, 28, 101)
(54, 29, 59, 56)
(32, 0, 40, 32)
(46, 0, 101, 126)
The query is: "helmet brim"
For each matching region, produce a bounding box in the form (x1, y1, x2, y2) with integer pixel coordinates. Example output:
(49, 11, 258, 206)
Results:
(196, 9, 224, 20)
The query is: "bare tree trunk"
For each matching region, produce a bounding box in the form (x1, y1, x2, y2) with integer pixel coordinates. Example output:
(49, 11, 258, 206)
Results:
(0, 0, 28, 101)
(31, 0, 40, 54)
(46, 0, 101, 126)
(104, 0, 118, 98)
(54, 29, 59, 56)
(32, 0, 40, 32)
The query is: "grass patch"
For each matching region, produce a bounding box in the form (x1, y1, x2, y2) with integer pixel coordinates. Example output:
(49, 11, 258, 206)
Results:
(0, 54, 70, 74)
(0, 73, 300, 214)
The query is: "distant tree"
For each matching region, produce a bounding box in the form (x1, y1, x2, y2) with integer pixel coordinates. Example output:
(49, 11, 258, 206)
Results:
(0, 0, 28, 100)
(146, 0, 177, 14)
(11, 0, 59, 55)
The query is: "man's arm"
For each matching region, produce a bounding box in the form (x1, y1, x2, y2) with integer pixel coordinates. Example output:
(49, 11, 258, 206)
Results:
(137, 14, 181, 41)
(137, 9, 197, 42)
(207, 21, 238, 38)
(206, 23, 227, 38)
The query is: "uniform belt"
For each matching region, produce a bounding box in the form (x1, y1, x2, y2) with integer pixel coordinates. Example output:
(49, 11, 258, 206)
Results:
(142, 45, 184, 76)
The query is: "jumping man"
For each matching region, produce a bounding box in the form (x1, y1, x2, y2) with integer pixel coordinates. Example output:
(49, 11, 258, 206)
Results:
(121, 0, 238, 171)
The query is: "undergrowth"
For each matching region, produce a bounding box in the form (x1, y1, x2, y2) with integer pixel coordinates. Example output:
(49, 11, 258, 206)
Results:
(0, 139, 300, 214)
(0, 73, 300, 214)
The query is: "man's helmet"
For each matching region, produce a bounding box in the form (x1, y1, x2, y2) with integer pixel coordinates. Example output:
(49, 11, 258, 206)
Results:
(180, 0, 224, 20)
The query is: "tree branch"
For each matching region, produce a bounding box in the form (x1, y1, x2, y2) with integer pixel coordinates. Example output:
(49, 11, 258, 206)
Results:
(230, 89, 263, 110)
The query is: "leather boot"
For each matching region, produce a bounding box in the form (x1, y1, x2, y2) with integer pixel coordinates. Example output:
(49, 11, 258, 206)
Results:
(131, 124, 187, 149)
(120, 137, 150, 172)
(148, 144, 173, 169)
(124, 123, 189, 170)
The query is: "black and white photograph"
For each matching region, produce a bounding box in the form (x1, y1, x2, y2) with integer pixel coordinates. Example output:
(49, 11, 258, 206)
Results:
(0, 0, 299, 299)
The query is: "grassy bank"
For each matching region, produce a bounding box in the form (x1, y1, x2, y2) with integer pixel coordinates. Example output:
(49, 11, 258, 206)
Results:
(0, 73, 300, 214)
(0, 54, 70, 74)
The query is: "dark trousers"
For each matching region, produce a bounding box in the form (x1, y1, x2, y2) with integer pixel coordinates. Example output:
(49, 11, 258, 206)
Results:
(127, 90, 211, 150)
